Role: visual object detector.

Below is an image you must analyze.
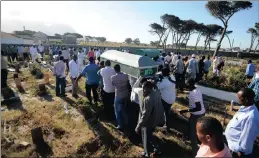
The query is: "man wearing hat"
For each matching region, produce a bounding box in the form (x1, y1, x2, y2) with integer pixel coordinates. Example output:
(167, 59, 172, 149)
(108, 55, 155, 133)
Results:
(185, 54, 199, 81)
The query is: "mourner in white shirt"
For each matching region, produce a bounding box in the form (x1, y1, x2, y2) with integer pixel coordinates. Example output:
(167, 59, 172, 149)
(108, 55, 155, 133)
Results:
(99, 60, 116, 120)
(38, 44, 44, 57)
(30, 45, 38, 63)
(69, 55, 79, 98)
(77, 49, 85, 72)
(157, 67, 176, 131)
(95, 49, 101, 59)
(179, 78, 206, 156)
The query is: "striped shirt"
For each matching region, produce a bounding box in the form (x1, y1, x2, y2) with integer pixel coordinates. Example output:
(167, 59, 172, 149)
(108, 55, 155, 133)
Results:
(189, 87, 206, 115)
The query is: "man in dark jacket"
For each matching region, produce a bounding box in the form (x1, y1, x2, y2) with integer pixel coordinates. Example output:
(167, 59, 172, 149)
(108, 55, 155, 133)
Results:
(135, 81, 165, 158)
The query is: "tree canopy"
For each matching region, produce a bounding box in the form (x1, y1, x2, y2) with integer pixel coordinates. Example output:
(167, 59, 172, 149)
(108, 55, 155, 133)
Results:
(125, 38, 133, 44)
(133, 38, 140, 45)
(206, 1, 252, 56)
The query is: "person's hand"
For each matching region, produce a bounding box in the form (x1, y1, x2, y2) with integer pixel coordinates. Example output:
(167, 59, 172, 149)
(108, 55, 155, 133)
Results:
(237, 152, 242, 157)
(135, 128, 140, 135)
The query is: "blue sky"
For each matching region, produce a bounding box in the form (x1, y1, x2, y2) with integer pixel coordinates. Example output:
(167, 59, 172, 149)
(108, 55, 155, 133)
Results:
(2, 1, 259, 49)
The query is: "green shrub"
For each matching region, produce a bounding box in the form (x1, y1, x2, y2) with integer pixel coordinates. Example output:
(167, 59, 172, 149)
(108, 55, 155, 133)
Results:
(200, 65, 247, 92)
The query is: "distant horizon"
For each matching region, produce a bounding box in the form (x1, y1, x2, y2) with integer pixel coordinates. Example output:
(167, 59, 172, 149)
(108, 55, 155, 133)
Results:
(1, 1, 259, 49)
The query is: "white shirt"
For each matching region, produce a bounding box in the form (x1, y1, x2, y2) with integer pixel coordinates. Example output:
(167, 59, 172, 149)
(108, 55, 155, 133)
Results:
(95, 50, 101, 58)
(69, 60, 79, 78)
(62, 50, 70, 60)
(77, 51, 85, 60)
(157, 74, 176, 104)
(172, 54, 178, 65)
(225, 105, 259, 155)
(38, 45, 44, 52)
(189, 88, 206, 115)
(30, 47, 38, 56)
(164, 55, 171, 64)
(100, 66, 116, 93)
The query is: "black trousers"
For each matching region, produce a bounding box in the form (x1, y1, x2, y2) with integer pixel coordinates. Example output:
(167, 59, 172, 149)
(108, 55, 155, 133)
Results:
(175, 73, 184, 90)
(56, 77, 66, 96)
(23, 52, 29, 61)
(1, 69, 8, 88)
(85, 84, 98, 104)
(128, 101, 140, 131)
(162, 99, 172, 128)
(12, 53, 18, 62)
(101, 90, 115, 120)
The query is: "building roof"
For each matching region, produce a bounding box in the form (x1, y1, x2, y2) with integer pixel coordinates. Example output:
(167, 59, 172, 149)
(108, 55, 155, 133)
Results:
(1, 31, 19, 39)
(64, 34, 76, 38)
(33, 31, 48, 39)
(48, 36, 62, 39)
(16, 35, 33, 40)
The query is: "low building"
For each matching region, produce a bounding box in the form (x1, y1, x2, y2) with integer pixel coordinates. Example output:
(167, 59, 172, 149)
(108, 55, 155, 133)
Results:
(48, 36, 62, 44)
(1, 31, 34, 45)
(62, 34, 77, 44)
(32, 31, 48, 44)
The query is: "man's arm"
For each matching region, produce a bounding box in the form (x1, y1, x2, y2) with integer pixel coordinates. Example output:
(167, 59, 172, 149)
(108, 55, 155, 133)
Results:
(180, 102, 202, 114)
(135, 97, 153, 131)
(76, 66, 87, 83)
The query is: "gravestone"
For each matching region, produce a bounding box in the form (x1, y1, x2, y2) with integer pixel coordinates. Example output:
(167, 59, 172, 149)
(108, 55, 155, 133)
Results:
(31, 127, 44, 145)
(15, 78, 22, 88)
(13, 73, 19, 79)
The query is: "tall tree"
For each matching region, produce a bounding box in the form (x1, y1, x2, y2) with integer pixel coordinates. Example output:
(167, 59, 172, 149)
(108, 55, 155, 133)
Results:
(202, 24, 223, 50)
(194, 23, 206, 50)
(253, 22, 259, 52)
(224, 30, 233, 51)
(247, 28, 258, 53)
(181, 20, 197, 49)
(125, 38, 132, 44)
(206, 1, 252, 56)
(149, 23, 166, 48)
(133, 38, 140, 45)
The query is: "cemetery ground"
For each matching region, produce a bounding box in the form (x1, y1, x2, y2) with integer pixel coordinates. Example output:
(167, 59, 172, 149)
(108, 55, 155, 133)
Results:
(1, 60, 259, 157)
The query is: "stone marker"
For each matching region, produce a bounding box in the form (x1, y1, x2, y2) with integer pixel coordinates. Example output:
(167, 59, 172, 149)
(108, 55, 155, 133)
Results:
(38, 83, 47, 95)
(31, 127, 44, 145)
(15, 78, 22, 88)
(13, 73, 19, 79)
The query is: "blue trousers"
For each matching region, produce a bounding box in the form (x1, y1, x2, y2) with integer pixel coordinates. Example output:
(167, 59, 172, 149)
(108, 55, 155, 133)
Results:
(114, 97, 128, 128)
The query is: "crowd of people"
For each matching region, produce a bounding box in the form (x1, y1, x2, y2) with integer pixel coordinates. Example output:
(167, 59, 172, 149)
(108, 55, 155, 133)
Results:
(1, 44, 259, 158)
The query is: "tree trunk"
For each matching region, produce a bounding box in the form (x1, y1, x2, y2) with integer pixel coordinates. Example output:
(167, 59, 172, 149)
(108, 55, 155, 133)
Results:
(232, 39, 234, 48)
(172, 31, 176, 48)
(185, 33, 191, 50)
(248, 34, 255, 53)
(163, 30, 171, 49)
(195, 33, 202, 50)
(209, 41, 211, 51)
(226, 35, 232, 52)
(213, 24, 228, 57)
(254, 42, 259, 52)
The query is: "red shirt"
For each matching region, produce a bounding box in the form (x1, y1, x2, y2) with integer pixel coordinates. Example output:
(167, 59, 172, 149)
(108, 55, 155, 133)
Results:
(88, 51, 94, 58)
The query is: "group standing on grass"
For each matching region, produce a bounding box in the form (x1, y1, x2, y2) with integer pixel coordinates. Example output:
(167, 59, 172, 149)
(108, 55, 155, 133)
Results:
(1, 45, 259, 158)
